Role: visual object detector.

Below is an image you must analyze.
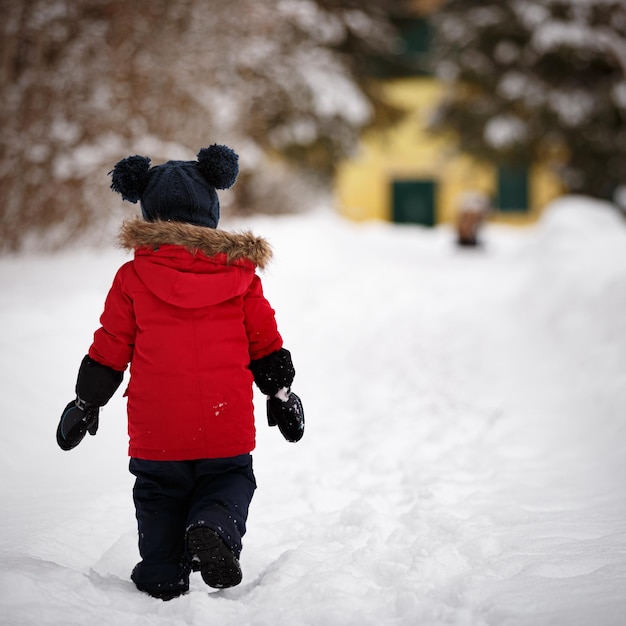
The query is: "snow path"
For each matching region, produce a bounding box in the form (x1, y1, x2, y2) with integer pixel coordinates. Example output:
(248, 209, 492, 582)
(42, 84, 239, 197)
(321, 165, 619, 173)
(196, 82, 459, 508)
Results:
(1, 197, 625, 625)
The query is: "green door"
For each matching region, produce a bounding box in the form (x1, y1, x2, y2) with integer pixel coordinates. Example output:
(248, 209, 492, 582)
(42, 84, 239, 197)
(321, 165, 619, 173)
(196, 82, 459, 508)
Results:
(497, 165, 529, 212)
(392, 180, 436, 226)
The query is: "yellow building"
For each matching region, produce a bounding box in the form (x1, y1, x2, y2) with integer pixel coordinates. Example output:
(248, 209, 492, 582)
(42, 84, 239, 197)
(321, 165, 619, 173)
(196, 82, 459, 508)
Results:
(335, 15, 563, 228)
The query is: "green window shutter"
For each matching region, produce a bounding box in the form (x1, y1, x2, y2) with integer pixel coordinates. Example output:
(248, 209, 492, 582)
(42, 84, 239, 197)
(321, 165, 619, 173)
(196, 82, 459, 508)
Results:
(402, 17, 431, 55)
(395, 17, 433, 76)
(392, 180, 436, 226)
(367, 17, 432, 78)
(497, 165, 529, 212)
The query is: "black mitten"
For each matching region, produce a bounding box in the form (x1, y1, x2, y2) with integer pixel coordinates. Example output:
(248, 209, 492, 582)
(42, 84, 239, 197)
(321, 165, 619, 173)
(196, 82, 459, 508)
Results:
(250, 348, 295, 396)
(267, 389, 304, 443)
(76, 355, 123, 406)
(56, 399, 100, 451)
(56, 356, 123, 451)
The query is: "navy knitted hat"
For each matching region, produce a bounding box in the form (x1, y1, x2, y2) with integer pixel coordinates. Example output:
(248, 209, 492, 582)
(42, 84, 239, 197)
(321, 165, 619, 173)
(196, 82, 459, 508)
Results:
(109, 144, 239, 228)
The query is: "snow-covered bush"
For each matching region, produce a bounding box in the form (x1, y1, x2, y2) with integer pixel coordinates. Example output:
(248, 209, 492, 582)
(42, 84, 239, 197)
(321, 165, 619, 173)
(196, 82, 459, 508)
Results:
(0, 0, 409, 251)
(431, 0, 626, 200)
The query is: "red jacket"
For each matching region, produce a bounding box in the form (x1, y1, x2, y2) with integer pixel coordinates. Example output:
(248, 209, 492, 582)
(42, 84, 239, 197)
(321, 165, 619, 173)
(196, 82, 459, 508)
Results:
(88, 219, 282, 461)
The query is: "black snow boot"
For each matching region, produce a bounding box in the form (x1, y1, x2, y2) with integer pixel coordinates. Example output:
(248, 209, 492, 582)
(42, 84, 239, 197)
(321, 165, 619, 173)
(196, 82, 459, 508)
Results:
(187, 527, 242, 589)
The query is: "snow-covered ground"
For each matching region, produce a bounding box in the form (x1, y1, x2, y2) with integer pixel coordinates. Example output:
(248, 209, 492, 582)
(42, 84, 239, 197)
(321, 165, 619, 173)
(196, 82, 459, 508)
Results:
(1, 196, 625, 625)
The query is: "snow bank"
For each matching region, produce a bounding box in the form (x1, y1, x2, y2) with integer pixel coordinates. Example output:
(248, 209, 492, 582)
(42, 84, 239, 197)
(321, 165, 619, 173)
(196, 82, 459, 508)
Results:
(0, 197, 625, 625)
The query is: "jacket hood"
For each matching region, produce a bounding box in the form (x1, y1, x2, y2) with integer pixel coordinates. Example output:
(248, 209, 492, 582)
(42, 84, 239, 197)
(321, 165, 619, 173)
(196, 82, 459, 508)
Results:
(118, 218, 272, 309)
(118, 217, 272, 268)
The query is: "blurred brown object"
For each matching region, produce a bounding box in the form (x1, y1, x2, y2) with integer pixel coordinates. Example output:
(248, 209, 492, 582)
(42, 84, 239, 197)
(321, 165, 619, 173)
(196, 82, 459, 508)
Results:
(456, 191, 490, 247)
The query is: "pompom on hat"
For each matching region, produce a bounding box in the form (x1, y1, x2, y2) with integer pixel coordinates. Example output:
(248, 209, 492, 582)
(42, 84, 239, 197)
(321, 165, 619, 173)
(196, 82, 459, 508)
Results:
(109, 144, 239, 228)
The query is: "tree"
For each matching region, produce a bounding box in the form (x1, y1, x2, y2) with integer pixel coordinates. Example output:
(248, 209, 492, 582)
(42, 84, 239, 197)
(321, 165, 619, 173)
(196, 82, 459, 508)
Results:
(430, 0, 626, 200)
(0, 0, 409, 251)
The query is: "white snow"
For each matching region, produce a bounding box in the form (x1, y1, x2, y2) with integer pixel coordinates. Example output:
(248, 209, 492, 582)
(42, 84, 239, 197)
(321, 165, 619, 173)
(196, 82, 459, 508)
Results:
(1, 196, 625, 625)
(484, 114, 527, 148)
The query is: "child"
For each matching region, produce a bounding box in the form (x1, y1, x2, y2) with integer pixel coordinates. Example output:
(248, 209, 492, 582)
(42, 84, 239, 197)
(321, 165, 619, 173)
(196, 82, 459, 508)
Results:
(56, 144, 304, 600)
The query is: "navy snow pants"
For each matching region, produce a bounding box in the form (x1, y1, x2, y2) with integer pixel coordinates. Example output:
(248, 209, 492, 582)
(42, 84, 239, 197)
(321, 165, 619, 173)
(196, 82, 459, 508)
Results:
(128, 454, 256, 597)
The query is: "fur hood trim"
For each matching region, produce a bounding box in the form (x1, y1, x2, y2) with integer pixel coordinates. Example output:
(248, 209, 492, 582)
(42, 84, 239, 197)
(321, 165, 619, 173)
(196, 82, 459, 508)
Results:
(118, 218, 272, 268)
